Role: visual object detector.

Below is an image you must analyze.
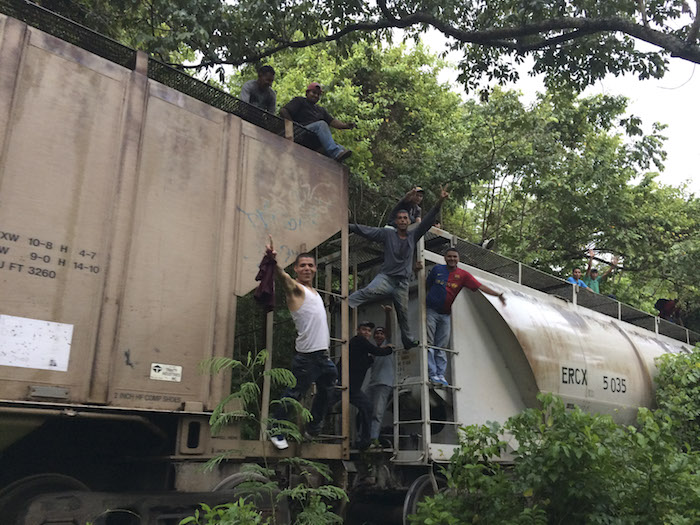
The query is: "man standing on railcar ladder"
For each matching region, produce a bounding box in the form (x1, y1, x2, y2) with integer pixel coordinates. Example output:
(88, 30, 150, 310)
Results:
(348, 185, 450, 350)
(264, 236, 338, 450)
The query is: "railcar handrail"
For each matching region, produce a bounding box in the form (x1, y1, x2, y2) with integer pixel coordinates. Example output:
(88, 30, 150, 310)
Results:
(345, 228, 699, 347)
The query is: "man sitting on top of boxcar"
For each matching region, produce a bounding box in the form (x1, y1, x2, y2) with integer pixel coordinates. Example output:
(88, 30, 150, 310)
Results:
(349, 185, 450, 350)
(280, 82, 355, 162)
(240, 65, 276, 113)
(426, 247, 506, 386)
(264, 236, 338, 450)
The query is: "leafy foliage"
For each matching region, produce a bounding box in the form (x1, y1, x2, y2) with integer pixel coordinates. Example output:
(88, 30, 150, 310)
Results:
(411, 392, 700, 525)
(181, 348, 347, 524)
(655, 345, 700, 452)
(180, 498, 270, 525)
(38, 1, 700, 92)
(226, 40, 469, 223)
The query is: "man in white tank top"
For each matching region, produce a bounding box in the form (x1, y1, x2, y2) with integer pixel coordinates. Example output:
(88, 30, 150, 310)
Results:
(266, 236, 338, 450)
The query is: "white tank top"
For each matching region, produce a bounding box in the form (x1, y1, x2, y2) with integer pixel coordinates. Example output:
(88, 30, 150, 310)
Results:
(290, 286, 330, 353)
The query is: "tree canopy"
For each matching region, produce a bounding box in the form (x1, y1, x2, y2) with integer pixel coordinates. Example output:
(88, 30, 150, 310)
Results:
(38, 0, 700, 91)
(221, 39, 700, 328)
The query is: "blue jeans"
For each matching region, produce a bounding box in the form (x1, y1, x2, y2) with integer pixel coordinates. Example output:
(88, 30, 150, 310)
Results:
(272, 350, 338, 435)
(367, 384, 393, 440)
(426, 308, 451, 379)
(306, 121, 344, 159)
(348, 273, 415, 348)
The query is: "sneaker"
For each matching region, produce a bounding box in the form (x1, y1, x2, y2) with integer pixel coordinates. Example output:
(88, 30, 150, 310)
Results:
(430, 376, 448, 386)
(369, 439, 382, 449)
(270, 435, 289, 450)
(335, 148, 352, 162)
(405, 339, 420, 350)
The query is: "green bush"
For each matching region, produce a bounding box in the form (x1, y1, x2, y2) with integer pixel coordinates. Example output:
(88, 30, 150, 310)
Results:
(411, 391, 700, 525)
(655, 345, 700, 452)
(179, 350, 347, 525)
(180, 498, 269, 525)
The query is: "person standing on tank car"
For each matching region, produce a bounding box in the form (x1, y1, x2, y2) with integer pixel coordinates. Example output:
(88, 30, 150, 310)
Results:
(583, 249, 619, 294)
(567, 267, 589, 289)
(280, 82, 355, 162)
(264, 236, 337, 450)
(349, 185, 450, 350)
(240, 65, 277, 113)
(426, 247, 506, 386)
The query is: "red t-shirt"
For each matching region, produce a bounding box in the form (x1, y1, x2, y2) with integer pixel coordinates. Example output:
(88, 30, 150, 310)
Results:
(426, 265, 481, 314)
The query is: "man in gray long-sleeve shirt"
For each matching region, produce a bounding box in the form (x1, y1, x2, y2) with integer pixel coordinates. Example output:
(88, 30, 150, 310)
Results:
(349, 186, 449, 349)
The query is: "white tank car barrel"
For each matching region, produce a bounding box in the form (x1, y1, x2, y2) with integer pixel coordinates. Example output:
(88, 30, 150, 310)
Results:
(347, 233, 694, 466)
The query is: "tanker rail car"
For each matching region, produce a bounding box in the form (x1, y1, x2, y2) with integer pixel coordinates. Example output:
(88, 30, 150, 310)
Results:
(0, 3, 697, 524)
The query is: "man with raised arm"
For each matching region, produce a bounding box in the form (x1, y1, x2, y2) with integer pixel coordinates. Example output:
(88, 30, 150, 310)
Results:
(426, 247, 506, 386)
(583, 249, 619, 294)
(387, 187, 424, 227)
(349, 185, 450, 350)
(265, 236, 337, 450)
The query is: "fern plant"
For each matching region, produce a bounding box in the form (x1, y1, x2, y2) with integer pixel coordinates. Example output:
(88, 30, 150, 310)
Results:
(180, 349, 348, 525)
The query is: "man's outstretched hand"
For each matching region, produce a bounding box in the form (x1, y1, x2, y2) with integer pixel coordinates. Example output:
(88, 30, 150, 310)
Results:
(439, 184, 450, 201)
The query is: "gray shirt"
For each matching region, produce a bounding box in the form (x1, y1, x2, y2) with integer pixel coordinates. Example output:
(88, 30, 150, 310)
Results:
(240, 80, 276, 113)
(350, 202, 441, 279)
(368, 344, 394, 387)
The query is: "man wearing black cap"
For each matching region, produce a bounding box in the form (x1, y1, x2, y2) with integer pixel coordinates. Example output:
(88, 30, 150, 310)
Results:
(350, 185, 450, 350)
(387, 187, 424, 228)
(280, 82, 355, 162)
(337, 321, 393, 449)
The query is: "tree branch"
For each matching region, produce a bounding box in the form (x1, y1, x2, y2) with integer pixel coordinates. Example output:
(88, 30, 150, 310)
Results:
(376, 0, 397, 21)
(687, 1, 700, 44)
(174, 13, 700, 70)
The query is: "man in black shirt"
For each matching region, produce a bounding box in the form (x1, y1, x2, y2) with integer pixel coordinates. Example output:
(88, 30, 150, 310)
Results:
(280, 82, 355, 162)
(335, 321, 392, 449)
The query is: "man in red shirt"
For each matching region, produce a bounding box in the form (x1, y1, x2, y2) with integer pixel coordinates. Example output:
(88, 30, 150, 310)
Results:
(425, 247, 506, 385)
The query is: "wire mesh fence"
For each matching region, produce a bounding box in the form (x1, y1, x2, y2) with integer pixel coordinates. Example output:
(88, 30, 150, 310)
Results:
(1, 0, 319, 150)
(350, 229, 698, 346)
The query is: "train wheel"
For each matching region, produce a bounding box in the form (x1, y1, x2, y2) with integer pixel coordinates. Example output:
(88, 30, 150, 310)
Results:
(402, 474, 447, 525)
(213, 472, 291, 524)
(0, 473, 89, 523)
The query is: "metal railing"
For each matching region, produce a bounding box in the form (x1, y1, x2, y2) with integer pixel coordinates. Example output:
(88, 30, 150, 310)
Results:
(0, 0, 319, 149)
